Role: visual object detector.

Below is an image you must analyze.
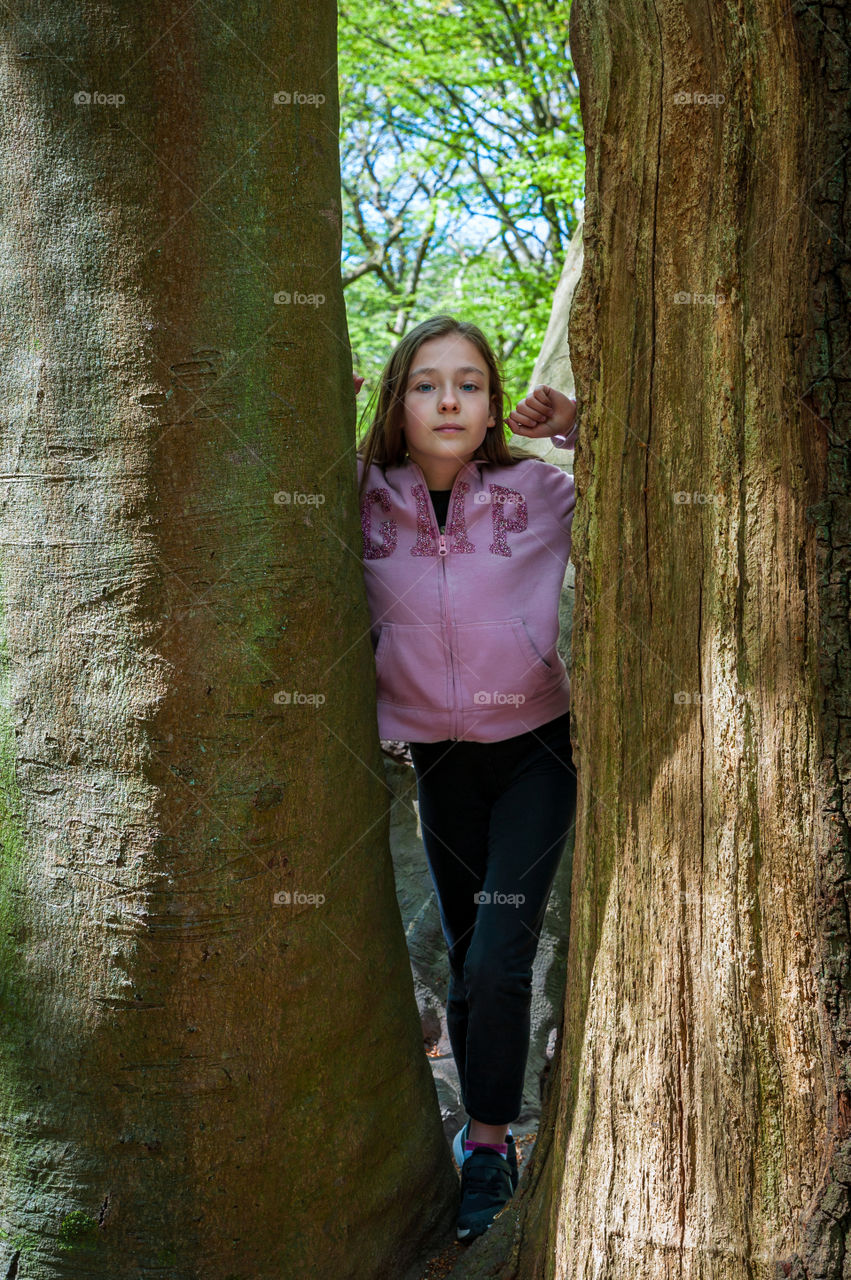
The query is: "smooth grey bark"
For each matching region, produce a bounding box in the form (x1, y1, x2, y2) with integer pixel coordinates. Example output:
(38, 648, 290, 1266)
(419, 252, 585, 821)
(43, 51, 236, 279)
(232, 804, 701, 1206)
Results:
(0, 5, 456, 1277)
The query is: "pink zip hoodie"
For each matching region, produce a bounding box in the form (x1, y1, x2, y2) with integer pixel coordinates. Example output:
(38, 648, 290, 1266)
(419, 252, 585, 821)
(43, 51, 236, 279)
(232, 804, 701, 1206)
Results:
(357, 422, 579, 743)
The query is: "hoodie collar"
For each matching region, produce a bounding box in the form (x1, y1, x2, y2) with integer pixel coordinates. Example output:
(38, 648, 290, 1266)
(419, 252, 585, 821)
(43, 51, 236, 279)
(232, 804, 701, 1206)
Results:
(384, 455, 484, 488)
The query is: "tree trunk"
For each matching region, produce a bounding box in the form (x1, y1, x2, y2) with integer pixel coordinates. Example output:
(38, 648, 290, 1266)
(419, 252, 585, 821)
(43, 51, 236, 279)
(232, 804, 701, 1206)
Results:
(528, 210, 583, 403)
(0, 6, 456, 1277)
(449, 0, 850, 1277)
(511, 209, 584, 470)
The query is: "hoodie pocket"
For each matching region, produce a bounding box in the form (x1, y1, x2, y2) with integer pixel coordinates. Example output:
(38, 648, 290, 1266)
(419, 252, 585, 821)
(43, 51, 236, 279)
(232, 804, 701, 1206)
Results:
(374, 624, 392, 669)
(373, 622, 451, 709)
(453, 617, 555, 711)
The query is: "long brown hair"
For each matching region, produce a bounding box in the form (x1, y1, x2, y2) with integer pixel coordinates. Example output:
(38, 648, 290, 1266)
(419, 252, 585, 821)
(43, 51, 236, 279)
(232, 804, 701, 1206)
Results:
(355, 314, 542, 505)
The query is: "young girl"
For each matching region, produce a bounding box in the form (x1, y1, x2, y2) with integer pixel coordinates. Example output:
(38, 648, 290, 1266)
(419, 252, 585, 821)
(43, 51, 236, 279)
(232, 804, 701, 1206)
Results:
(354, 315, 578, 1244)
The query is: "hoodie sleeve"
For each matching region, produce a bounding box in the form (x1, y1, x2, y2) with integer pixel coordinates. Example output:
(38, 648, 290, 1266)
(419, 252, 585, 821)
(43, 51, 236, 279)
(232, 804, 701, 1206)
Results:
(538, 457, 577, 534)
(550, 417, 579, 451)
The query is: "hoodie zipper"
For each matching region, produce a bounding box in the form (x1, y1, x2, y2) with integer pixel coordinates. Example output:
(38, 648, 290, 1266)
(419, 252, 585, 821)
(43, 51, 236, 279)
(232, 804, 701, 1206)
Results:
(410, 461, 470, 741)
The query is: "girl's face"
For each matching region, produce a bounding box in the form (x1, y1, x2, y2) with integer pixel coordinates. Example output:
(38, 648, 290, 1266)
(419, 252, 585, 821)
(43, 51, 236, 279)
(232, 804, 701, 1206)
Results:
(400, 334, 497, 475)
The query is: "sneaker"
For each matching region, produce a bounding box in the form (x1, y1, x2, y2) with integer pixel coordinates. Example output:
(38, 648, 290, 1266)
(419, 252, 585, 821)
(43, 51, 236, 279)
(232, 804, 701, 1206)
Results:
(452, 1120, 518, 1192)
(456, 1146, 515, 1243)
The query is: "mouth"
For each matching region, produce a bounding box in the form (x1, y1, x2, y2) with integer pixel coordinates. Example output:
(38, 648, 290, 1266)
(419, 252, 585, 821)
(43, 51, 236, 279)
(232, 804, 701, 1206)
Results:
(434, 425, 464, 433)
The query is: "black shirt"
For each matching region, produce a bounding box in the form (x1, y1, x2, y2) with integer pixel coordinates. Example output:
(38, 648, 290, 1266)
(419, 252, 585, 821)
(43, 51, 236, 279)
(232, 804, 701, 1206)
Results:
(429, 488, 452, 533)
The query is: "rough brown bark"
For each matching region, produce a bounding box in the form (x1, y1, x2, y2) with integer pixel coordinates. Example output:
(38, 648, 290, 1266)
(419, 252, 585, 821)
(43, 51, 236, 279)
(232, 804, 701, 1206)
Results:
(448, 0, 849, 1277)
(780, 2, 851, 1274)
(0, 5, 456, 1277)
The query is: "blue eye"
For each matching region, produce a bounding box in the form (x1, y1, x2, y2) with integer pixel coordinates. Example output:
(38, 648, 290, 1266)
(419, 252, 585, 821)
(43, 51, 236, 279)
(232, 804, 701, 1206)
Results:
(410, 380, 481, 393)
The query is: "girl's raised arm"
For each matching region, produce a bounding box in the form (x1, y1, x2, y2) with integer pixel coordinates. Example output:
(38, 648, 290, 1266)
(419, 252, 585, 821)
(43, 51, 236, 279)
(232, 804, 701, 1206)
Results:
(507, 385, 577, 444)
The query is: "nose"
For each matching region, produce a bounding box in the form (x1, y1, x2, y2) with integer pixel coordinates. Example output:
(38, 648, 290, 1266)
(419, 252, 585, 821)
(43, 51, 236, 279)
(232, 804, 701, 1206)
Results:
(439, 385, 459, 410)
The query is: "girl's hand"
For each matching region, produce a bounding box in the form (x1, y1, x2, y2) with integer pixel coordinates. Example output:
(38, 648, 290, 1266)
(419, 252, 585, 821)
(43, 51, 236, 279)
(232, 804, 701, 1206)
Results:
(507, 385, 577, 439)
(353, 374, 365, 395)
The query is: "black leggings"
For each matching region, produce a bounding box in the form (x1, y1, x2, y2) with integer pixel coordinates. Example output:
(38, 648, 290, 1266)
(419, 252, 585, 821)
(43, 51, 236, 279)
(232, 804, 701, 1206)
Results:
(408, 710, 577, 1125)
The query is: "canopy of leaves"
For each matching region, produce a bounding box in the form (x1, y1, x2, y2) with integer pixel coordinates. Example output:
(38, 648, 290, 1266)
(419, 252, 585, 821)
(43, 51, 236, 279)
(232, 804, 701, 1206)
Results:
(338, 0, 584, 413)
